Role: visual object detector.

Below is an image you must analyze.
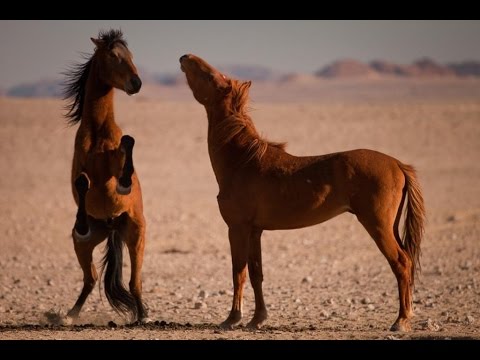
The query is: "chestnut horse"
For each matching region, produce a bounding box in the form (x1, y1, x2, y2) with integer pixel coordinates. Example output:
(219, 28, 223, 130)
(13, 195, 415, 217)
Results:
(180, 54, 426, 331)
(63, 30, 148, 323)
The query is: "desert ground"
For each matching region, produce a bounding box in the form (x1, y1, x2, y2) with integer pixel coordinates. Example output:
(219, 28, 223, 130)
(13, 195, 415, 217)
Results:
(0, 79, 479, 339)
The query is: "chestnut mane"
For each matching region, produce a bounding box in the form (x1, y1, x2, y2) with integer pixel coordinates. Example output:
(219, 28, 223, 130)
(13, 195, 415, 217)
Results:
(213, 79, 286, 164)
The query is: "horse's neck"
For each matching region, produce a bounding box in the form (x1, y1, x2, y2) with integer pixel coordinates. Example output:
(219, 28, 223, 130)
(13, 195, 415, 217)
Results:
(206, 104, 253, 187)
(80, 72, 120, 147)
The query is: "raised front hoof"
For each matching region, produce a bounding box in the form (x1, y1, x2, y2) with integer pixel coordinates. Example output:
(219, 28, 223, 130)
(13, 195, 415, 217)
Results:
(120, 135, 135, 151)
(390, 318, 412, 332)
(219, 313, 242, 330)
(74, 173, 90, 194)
(73, 227, 91, 242)
(116, 183, 132, 195)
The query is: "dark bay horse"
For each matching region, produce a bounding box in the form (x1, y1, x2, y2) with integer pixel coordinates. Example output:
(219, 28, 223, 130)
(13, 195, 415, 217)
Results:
(180, 54, 426, 331)
(63, 30, 148, 323)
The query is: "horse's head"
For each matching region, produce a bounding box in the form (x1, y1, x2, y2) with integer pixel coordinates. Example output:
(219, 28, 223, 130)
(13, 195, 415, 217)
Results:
(91, 30, 142, 96)
(179, 54, 232, 105)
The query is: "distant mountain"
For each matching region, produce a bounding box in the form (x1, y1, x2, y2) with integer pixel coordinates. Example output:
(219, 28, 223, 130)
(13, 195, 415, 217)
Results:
(370, 60, 409, 76)
(316, 59, 377, 78)
(317, 58, 474, 79)
(448, 61, 480, 77)
(7, 79, 63, 98)
(406, 58, 456, 77)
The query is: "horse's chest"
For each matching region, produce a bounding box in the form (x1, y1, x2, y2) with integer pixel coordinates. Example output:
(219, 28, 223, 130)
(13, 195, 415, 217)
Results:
(216, 191, 253, 225)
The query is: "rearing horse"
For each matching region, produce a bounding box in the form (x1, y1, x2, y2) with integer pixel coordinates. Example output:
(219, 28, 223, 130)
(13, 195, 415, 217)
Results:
(63, 30, 148, 323)
(180, 54, 426, 332)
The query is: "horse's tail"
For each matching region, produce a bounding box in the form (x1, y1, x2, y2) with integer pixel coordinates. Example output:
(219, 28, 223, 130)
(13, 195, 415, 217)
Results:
(397, 162, 426, 287)
(101, 231, 137, 320)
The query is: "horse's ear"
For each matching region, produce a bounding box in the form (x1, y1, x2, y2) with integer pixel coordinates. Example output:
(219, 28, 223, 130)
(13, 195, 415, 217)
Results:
(244, 81, 252, 89)
(90, 37, 105, 48)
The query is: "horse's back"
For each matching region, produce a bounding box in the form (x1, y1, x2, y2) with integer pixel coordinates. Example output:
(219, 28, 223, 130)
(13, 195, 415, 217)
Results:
(336, 148, 405, 185)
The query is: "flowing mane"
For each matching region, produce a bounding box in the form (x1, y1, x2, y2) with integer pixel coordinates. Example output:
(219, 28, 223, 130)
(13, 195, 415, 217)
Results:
(62, 29, 127, 125)
(213, 79, 286, 164)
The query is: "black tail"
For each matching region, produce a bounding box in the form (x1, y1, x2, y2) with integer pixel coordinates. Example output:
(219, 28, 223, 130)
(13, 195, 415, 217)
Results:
(101, 231, 138, 320)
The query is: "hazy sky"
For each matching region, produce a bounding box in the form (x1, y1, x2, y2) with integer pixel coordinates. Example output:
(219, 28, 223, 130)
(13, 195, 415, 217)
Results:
(1, 20, 479, 88)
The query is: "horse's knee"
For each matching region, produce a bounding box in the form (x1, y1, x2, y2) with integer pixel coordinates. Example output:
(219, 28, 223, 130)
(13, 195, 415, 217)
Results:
(121, 135, 135, 151)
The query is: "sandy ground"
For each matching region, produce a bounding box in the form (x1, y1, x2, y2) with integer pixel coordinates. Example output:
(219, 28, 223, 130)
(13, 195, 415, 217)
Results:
(0, 80, 479, 339)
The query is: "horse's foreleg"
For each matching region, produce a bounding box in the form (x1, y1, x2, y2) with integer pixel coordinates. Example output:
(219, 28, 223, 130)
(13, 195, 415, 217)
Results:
(220, 225, 250, 329)
(116, 135, 135, 195)
(73, 173, 91, 241)
(123, 214, 149, 323)
(246, 228, 268, 329)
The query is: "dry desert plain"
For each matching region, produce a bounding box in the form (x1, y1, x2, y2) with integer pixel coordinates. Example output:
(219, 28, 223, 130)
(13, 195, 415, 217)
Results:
(0, 78, 479, 339)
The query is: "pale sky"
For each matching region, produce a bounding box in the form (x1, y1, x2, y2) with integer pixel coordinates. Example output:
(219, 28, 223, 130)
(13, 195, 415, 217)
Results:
(1, 20, 479, 88)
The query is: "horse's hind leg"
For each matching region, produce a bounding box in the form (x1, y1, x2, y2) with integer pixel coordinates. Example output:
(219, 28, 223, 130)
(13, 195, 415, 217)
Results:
(67, 221, 108, 320)
(354, 191, 413, 331)
(123, 213, 149, 323)
(116, 135, 135, 195)
(73, 173, 91, 241)
(220, 225, 251, 329)
(246, 228, 268, 329)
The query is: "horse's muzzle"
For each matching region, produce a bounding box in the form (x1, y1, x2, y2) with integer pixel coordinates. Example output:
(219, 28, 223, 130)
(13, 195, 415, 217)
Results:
(126, 75, 142, 95)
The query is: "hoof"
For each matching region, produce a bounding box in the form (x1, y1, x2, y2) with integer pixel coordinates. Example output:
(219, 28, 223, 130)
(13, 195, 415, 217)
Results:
(61, 315, 74, 326)
(219, 321, 237, 330)
(246, 311, 268, 330)
(246, 320, 264, 330)
(247, 318, 267, 330)
(139, 317, 152, 324)
(116, 183, 132, 195)
(44, 309, 74, 326)
(219, 313, 242, 330)
(73, 228, 91, 242)
(390, 318, 412, 332)
(121, 135, 135, 149)
(75, 173, 90, 193)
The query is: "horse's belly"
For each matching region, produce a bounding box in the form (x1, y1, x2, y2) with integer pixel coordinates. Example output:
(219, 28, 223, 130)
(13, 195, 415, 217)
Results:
(85, 183, 128, 220)
(255, 193, 349, 230)
(257, 205, 348, 230)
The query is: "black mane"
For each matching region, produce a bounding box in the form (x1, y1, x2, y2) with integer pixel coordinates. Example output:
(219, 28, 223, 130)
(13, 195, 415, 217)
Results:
(97, 28, 127, 49)
(62, 29, 127, 125)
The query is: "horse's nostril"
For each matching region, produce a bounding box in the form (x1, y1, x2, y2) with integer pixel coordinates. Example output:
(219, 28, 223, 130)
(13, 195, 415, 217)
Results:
(179, 54, 189, 63)
(131, 76, 142, 91)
